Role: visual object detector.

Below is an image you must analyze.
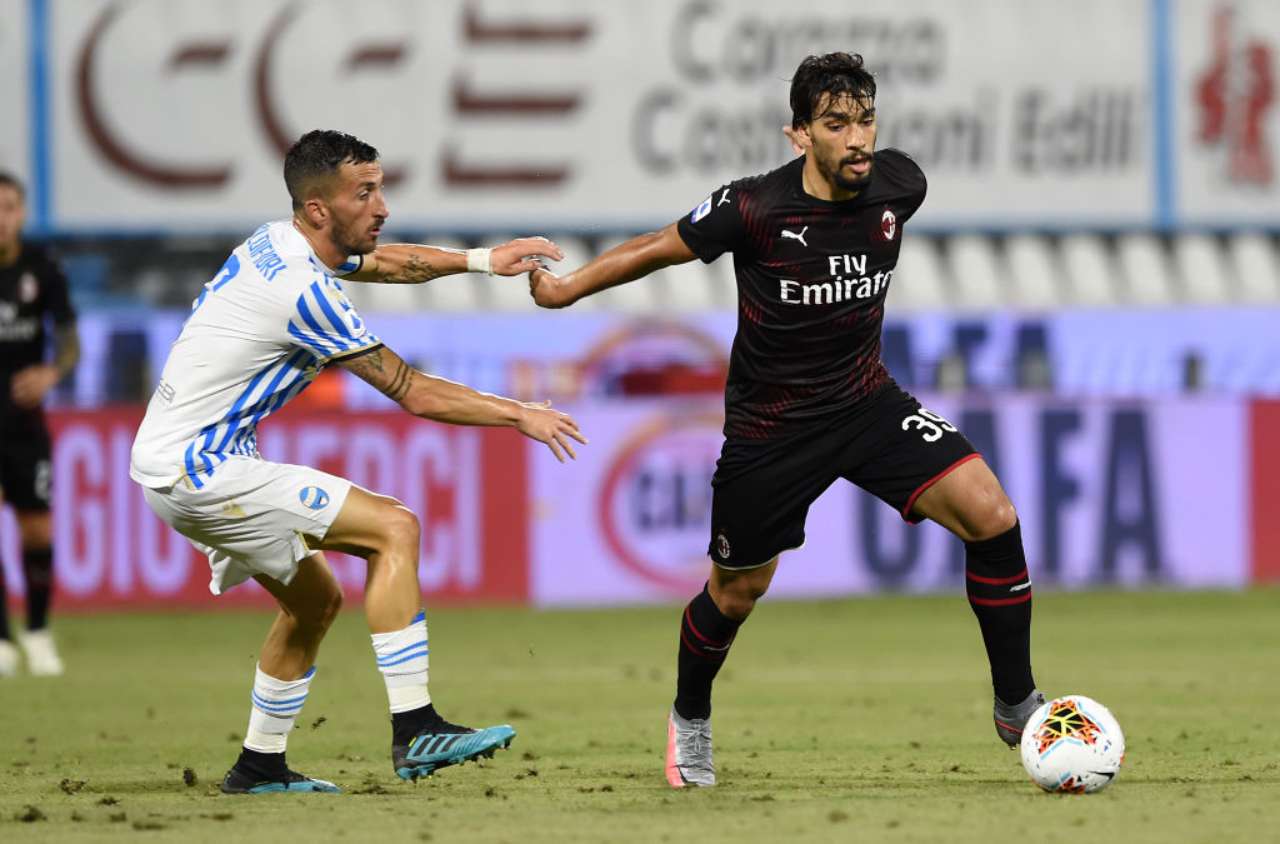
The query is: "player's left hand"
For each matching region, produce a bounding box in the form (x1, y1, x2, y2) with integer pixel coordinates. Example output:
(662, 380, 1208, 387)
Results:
(515, 400, 588, 463)
(11, 364, 59, 409)
(490, 237, 564, 276)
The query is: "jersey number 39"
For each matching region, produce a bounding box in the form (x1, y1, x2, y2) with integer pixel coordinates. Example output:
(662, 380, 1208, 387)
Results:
(901, 407, 958, 443)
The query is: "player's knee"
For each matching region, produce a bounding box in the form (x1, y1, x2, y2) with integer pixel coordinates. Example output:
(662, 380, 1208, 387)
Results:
(715, 592, 756, 620)
(16, 512, 52, 549)
(380, 503, 421, 553)
(966, 497, 1018, 542)
(715, 579, 770, 620)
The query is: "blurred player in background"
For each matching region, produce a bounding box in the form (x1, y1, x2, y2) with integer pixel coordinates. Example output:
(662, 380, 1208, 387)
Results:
(529, 54, 1043, 787)
(131, 130, 585, 793)
(0, 171, 79, 679)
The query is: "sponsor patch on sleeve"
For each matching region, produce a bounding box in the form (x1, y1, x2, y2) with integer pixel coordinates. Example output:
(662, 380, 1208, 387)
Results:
(689, 196, 713, 223)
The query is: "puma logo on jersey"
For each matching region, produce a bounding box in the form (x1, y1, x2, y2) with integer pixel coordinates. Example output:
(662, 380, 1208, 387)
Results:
(717, 189, 731, 206)
(781, 226, 809, 247)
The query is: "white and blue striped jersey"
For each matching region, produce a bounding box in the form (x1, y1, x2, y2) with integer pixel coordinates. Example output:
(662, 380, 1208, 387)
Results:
(130, 220, 378, 488)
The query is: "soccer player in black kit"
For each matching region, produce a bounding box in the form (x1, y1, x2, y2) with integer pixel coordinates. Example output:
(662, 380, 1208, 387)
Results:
(0, 172, 79, 678)
(529, 53, 1043, 787)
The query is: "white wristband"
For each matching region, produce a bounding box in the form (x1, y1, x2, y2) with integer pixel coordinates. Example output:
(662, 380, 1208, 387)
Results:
(466, 248, 493, 275)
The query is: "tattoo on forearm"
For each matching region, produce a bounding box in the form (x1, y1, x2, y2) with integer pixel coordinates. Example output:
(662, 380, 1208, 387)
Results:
(342, 348, 385, 383)
(384, 360, 413, 401)
(390, 253, 440, 283)
(340, 347, 416, 403)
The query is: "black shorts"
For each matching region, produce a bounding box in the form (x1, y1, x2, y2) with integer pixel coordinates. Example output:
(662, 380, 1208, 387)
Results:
(708, 381, 979, 569)
(0, 426, 53, 512)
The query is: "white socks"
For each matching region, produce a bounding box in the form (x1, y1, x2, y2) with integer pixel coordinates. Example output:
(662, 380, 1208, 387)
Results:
(240, 611, 429, 755)
(244, 664, 315, 753)
(371, 610, 431, 714)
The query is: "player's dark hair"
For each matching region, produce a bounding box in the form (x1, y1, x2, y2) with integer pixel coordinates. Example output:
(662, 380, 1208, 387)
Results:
(283, 130, 379, 210)
(790, 53, 877, 128)
(0, 171, 26, 199)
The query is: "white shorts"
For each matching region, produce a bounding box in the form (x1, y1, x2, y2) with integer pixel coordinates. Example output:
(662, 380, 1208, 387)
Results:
(141, 456, 352, 595)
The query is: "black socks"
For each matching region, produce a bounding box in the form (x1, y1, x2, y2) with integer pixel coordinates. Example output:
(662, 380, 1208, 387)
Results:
(674, 583, 743, 721)
(391, 703, 453, 746)
(235, 747, 288, 780)
(23, 548, 53, 632)
(0, 547, 55, 638)
(965, 522, 1036, 704)
(0, 569, 9, 640)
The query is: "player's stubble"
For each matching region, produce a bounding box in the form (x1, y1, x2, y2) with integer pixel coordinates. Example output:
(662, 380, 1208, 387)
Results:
(809, 95, 877, 194)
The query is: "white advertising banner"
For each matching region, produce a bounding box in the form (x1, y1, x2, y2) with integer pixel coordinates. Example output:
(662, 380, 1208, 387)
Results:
(1173, 0, 1280, 224)
(0, 1, 30, 180)
(47, 0, 1154, 232)
(530, 396, 1249, 606)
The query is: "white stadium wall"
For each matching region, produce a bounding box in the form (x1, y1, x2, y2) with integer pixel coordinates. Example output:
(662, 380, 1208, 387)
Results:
(1, 1, 32, 186)
(16, 0, 1278, 233)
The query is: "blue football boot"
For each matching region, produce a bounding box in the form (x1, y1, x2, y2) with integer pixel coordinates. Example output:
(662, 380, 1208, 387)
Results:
(220, 766, 340, 794)
(393, 722, 516, 780)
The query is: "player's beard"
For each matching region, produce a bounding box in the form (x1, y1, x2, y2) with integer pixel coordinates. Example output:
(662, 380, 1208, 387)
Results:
(334, 217, 379, 256)
(817, 148, 874, 193)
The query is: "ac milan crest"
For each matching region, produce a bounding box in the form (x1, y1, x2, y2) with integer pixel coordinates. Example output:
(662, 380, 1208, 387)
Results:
(881, 208, 897, 241)
(19, 272, 38, 303)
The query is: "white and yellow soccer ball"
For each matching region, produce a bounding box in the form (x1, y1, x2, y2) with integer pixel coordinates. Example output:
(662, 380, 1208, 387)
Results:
(1019, 695, 1125, 793)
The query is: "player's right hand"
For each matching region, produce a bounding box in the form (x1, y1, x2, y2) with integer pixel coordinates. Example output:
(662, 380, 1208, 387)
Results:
(528, 267, 575, 309)
(491, 236, 564, 276)
(10, 364, 58, 409)
(516, 400, 587, 462)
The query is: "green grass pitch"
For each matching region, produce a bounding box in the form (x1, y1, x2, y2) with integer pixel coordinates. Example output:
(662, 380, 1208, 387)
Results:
(2, 588, 1277, 842)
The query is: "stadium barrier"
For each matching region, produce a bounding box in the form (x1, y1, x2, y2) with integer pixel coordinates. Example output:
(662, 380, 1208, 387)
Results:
(1, 396, 1274, 610)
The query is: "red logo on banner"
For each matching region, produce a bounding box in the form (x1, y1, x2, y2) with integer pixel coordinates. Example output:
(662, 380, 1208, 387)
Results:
(1196, 5, 1275, 186)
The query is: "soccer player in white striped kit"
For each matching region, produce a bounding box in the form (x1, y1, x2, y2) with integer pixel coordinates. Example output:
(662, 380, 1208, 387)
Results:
(132, 130, 585, 793)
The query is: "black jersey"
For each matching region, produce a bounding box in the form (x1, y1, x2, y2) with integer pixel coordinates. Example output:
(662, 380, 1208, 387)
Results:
(676, 149, 926, 440)
(0, 242, 76, 431)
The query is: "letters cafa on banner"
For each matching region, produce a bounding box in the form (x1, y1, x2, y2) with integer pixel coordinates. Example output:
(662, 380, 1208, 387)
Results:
(0, 409, 530, 609)
(529, 396, 1249, 606)
(52, 0, 1152, 231)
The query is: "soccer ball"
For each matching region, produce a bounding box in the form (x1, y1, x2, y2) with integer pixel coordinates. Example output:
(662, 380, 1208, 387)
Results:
(1019, 695, 1125, 793)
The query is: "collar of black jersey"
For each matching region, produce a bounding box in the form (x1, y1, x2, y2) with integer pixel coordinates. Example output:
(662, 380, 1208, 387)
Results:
(790, 154, 879, 209)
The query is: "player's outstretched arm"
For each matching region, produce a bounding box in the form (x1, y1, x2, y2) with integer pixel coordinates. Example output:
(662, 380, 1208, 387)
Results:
(527, 223, 696, 309)
(338, 345, 586, 462)
(343, 237, 564, 284)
